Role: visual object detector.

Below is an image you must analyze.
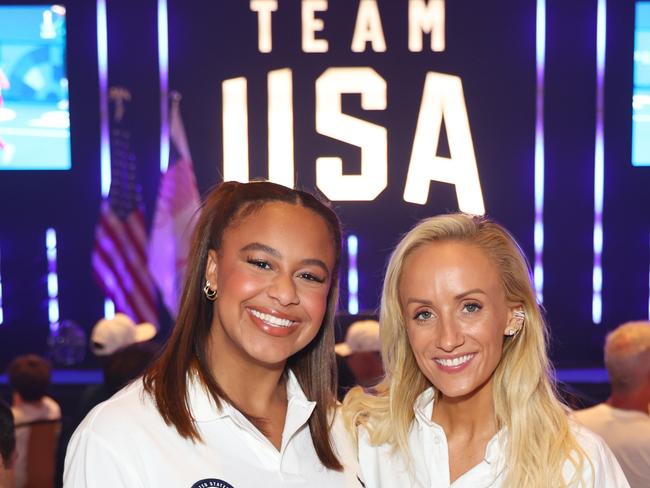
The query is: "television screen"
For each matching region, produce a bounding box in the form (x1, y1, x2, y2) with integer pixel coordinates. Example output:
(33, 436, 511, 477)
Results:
(0, 4, 70, 170)
(633, 2, 650, 166)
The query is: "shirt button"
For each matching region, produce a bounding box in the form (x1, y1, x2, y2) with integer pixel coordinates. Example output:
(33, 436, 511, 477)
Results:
(433, 437, 440, 444)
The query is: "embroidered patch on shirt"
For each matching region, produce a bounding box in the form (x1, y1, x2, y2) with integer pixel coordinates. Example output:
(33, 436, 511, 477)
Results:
(190, 479, 234, 488)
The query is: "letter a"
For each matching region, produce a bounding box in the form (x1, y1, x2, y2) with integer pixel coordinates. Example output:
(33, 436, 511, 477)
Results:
(403, 72, 485, 215)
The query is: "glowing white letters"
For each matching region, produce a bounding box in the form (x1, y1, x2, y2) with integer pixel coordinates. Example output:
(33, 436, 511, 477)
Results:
(403, 72, 484, 215)
(302, 0, 328, 53)
(221, 68, 483, 211)
(268, 69, 294, 188)
(250, 0, 277, 53)
(315, 67, 387, 201)
(408, 0, 445, 52)
(222, 77, 249, 183)
(351, 0, 386, 53)
(251, 0, 445, 54)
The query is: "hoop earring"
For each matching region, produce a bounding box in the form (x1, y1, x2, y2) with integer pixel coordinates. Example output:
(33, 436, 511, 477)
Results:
(203, 280, 217, 301)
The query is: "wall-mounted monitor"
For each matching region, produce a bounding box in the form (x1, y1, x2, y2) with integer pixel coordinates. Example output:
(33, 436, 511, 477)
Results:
(633, 1, 650, 166)
(0, 4, 69, 170)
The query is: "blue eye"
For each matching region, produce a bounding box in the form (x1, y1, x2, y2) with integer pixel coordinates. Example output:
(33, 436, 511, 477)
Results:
(463, 302, 482, 313)
(414, 310, 433, 321)
(247, 258, 272, 270)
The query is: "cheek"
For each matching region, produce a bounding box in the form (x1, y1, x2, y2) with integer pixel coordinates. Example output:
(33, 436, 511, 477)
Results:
(405, 325, 429, 354)
(300, 286, 330, 322)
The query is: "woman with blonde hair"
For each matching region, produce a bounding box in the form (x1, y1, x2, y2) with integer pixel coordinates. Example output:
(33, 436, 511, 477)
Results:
(344, 214, 628, 487)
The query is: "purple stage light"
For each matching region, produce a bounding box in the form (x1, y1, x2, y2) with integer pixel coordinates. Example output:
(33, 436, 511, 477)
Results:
(592, 0, 606, 324)
(534, 0, 546, 303)
(347, 235, 359, 314)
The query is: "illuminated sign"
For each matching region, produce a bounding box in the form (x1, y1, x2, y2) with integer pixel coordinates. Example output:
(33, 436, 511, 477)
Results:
(222, 0, 484, 215)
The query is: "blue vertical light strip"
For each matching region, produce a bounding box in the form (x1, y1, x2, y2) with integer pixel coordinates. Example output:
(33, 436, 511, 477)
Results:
(46, 228, 60, 331)
(158, 0, 170, 172)
(97, 0, 111, 197)
(592, 0, 606, 324)
(534, 0, 546, 303)
(0, 246, 3, 325)
(347, 235, 359, 315)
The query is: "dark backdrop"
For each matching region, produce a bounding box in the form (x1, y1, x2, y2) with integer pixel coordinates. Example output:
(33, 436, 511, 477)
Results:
(0, 0, 646, 370)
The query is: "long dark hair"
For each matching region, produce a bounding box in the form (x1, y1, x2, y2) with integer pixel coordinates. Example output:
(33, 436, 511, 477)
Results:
(143, 181, 343, 470)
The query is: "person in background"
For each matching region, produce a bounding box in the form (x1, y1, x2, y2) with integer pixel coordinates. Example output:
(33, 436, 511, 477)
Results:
(0, 400, 16, 488)
(335, 320, 384, 393)
(344, 214, 629, 487)
(55, 314, 158, 486)
(573, 321, 650, 488)
(79, 313, 158, 418)
(8, 354, 61, 488)
(64, 181, 362, 486)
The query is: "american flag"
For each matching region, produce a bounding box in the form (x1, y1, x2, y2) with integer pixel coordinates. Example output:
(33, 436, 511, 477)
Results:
(147, 92, 200, 317)
(92, 88, 157, 325)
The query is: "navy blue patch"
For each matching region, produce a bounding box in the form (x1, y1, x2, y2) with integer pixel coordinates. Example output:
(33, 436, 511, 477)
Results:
(190, 479, 234, 488)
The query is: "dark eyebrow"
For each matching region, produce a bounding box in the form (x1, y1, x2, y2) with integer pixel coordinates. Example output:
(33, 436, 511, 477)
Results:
(240, 242, 330, 275)
(240, 242, 280, 258)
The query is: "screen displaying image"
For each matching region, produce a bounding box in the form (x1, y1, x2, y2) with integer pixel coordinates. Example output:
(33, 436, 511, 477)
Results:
(633, 2, 650, 166)
(0, 5, 69, 170)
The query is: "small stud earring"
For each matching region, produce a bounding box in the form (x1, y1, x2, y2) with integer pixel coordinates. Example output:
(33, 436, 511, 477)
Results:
(505, 328, 517, 336)
(203, 280, 217, 301)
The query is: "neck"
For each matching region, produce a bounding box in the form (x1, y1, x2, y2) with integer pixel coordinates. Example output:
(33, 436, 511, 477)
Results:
(607, 390, 650, 415)
(208, 334, 287, 417)
(432, 380, 497, 439)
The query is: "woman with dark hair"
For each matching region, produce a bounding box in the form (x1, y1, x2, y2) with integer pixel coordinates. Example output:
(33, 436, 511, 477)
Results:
(65, 181, 361, 486)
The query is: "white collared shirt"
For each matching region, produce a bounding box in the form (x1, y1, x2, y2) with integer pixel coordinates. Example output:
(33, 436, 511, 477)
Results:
(64, 371, 362, 487)
(573, 403, 650, 488)
(358, 388, 630, 488)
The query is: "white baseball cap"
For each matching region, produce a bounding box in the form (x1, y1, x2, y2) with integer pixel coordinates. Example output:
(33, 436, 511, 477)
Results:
(335, 320, 380, 357)
(90, 313, 157, 356)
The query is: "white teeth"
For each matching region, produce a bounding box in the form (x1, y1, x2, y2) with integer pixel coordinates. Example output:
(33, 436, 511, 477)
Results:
(249, 309, 294, 328)
(435, 354, 474, 367)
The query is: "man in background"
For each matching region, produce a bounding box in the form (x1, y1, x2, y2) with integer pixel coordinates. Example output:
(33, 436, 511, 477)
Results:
(335, 319, 384, 399)
(8, 354, 61, 487)
(574, 321, 650, 488)
(0, 400, 16, 488)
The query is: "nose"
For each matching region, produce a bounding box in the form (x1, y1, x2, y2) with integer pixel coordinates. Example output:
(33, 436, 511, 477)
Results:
(268, 272, 300, 306)
(436, 317, 464, 352)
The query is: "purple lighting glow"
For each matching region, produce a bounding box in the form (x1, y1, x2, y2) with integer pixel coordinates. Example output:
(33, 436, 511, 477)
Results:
(97, 0, 110, 197)
(534, 0, 546, 303)
(158, 0, 169, 172)
(347, 235, 359, 314)
(592, 0, 606, 324)
(46, 228, 60, 331)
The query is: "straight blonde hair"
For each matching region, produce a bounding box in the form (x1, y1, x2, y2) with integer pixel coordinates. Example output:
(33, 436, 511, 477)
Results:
(344, 214, 589, 487)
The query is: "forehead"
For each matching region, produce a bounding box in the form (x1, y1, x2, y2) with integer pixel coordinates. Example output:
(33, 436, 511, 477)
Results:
(223, 202, 335, 262)
(400, 240, 503, 299)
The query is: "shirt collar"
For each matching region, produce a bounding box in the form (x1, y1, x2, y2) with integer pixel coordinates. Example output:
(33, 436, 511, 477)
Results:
(187, 369, 316, 423)
(411, 387, 506, 466)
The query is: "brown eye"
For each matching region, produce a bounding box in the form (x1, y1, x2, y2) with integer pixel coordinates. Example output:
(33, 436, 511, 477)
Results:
(247, 258, 272, 270)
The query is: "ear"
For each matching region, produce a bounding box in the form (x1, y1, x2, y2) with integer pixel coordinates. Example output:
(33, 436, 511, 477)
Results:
(504, 304, 525, 337)
(205, 249, 219, 287)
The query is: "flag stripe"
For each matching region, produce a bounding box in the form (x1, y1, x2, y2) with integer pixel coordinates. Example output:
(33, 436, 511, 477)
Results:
(96, 208, 156, 312)
(92, 240, 155, 323)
